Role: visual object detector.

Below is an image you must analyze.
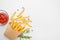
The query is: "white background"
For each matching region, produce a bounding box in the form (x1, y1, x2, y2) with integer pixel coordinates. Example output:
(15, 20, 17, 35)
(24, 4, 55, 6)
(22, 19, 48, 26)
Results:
(0, 0, 60, 40)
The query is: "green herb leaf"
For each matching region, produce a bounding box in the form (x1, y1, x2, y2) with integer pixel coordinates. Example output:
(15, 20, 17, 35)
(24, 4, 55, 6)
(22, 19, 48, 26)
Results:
(24, 29, 30, 33)
(18, 29, 32, 40)
(19, 35, 32, 39)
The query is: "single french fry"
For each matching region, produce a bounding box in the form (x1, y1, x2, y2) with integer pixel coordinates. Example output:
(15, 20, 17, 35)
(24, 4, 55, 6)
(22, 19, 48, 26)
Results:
(11, 19, 14, 27)
(14, 17, 23, 20)
(11, 11, 16, 20)
(25, 23, 32, 27)
(14, 15, 23, 20)
(12, 22, 17, 29)
(15, 16, 29, 21)
(23, 16, 29, 18)
(17, 7, 25, 17)
(22, 20, 29, 24)
(10, 12, 16, 27)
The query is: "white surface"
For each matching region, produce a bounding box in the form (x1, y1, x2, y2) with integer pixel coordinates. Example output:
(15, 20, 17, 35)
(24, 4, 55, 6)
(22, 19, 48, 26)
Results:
(0, 0, 60, 40)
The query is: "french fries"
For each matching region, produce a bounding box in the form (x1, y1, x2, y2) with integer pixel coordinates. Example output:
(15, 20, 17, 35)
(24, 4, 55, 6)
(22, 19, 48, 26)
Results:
(9, 7, 32, 32)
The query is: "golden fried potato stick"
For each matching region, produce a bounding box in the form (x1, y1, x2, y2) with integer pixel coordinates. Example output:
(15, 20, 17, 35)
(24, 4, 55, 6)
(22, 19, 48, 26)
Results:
(23, 19, 32, 23)
(24, 16, 29, 18)
(14, 17, 24, 20)
(10, 19, 14, 27)
(17, 7, 25, 17)
(25, 23, 32, 27)
(14, 16, 29, 20)
(12, 22, 17, 29)
(10, 12, 16, 27)
(11, 11, 16, 20)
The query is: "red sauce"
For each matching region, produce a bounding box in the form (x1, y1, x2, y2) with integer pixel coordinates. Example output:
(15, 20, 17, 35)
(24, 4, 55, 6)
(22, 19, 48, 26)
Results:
(0, 11, 9, 25)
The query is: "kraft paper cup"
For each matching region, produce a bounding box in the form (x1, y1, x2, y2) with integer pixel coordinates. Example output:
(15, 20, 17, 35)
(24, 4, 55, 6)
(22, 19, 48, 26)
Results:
(4, 25, 24, 40)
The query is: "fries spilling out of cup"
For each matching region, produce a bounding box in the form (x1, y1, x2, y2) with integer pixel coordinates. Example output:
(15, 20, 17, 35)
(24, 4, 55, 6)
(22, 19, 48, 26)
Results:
(4, 7, 32, 40)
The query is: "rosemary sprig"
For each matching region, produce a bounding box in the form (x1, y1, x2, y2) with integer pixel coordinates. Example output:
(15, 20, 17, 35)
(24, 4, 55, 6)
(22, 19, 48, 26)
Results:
(18, 29, 32, 40)
(18, 35, 32, 39)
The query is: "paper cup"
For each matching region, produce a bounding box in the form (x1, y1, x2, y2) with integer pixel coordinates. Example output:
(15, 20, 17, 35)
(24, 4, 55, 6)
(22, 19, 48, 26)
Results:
(4, 25, 23, 40)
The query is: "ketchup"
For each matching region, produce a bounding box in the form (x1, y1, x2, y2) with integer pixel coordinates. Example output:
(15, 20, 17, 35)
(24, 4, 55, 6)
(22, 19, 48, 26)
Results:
(0, 10, 9, 25)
